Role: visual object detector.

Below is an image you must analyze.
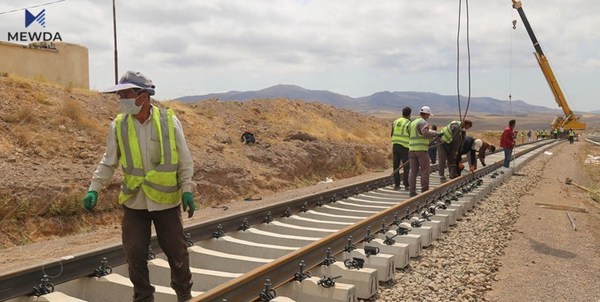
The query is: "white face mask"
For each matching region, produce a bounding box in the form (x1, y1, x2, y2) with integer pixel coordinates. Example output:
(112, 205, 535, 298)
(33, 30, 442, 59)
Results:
(119, 95, 143, 115)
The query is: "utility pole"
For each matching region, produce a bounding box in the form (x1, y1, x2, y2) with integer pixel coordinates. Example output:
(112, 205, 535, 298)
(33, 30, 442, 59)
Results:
(112, 0, 118, 84)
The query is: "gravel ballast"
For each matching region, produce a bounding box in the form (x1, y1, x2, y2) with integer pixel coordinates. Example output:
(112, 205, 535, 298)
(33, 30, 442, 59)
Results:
(378, 142, 600, 302)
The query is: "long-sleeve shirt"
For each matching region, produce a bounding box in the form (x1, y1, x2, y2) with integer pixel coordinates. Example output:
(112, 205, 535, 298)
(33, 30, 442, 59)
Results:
(89, 106, 195, 212)
(500, 126, 515, 149)
(460, 136, 477, 166)
(416, 119, 439, 140)
(445, 122, 462, 143)
(459, 136, 491, 168)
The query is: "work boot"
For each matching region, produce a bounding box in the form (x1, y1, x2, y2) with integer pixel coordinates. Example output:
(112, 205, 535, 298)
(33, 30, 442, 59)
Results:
(393, 185, 400, 190)
(409, 192, 417, 197)
(177, 295, 192, 302)
(440, 177, 447, 184)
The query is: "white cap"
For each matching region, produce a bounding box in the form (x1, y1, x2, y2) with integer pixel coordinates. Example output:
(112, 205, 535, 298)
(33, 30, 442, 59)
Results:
(473, 139, 483, 151)
(420, 106, 433, 115)
(102, 70, 156, 95)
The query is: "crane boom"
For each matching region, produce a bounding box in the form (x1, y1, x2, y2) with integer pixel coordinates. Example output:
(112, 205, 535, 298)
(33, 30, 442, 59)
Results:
(512, 0, 586, 130)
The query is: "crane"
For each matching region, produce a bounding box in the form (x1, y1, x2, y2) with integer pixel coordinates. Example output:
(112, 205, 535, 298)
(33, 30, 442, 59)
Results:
(512, 0, 586, 131)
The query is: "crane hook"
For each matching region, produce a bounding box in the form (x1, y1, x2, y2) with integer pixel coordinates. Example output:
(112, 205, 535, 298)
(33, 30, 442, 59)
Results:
(512, 19, 517, 29)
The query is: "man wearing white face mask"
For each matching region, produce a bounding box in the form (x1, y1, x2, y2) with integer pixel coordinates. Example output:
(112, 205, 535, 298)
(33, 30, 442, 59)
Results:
(82, 71, 195, 302)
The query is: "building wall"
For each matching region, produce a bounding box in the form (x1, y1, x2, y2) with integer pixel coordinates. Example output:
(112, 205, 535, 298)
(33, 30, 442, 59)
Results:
(0, 41, 89, 89)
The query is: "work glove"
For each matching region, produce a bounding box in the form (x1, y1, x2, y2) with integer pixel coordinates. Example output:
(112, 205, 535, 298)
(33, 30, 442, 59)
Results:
(469, 165, 476, 173)
(182, 192, 196, 218)
(82, 191, 98, 210)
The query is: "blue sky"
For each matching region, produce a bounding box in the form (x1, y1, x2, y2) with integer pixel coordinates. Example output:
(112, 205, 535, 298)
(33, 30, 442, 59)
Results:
(2, 0, 599, 112)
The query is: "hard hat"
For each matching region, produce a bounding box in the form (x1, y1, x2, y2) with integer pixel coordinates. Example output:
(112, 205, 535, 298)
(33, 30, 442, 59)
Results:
(473, 139, 483, 151)
(420, 106, 433, 115)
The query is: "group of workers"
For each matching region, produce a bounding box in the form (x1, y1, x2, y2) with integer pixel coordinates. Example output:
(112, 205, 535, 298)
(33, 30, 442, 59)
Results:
(531, 128, 576, 143)
(391, 106, 495, 197)
(511, 128, 577, 144)
(393, 112, 579, 194)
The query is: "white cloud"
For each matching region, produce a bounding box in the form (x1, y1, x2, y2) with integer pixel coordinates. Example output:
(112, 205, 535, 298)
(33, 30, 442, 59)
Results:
(0, 0, 598, 111)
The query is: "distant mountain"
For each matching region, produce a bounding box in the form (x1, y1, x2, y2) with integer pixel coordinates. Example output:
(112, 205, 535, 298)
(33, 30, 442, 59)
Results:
(176, 85, 557, 114)
(354, 91, 556, 114)
(176, 84, 355, 108)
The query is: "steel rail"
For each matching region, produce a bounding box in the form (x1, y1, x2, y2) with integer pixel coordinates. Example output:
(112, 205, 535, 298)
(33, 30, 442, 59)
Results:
(0, 173, 390, 301)
(0, 139, 554, 302)
(192, 140, 554, 301)
(585, 135, 600, 146)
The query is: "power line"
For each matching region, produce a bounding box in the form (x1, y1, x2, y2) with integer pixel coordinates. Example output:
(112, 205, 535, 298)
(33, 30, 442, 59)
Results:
(0, 0, 67, 16)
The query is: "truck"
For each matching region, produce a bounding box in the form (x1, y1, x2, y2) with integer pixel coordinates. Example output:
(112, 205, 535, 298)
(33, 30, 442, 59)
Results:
(512, 0, 586, 131)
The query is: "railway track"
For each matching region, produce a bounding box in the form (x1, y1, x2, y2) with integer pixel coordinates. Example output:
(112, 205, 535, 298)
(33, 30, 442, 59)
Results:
(1, 139, 559, 302)
(585, 133, 600, 146)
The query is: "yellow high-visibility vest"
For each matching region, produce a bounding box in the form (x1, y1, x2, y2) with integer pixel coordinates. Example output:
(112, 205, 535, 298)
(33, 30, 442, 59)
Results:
(392, 117, 411, 147)
(440, 121, 461, 144)
(115, 108, 181, 204)
(409, 118, 429, 151)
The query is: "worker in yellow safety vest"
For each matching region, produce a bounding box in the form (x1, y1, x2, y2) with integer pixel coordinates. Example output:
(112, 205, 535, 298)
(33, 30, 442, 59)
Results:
(391, 106, 412, 190)
(82, 71, 195, 302)
(408, 106, 440, 197)
(437, 120, 472, 181)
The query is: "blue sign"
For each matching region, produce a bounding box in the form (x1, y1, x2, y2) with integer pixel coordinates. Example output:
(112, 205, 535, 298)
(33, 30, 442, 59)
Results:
(25, 9, 46, 28)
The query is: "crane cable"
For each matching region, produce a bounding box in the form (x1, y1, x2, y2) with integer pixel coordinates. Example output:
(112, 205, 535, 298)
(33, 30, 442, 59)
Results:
(455, 0, 472, 122)
(509, 16, 517, 168)
(509, 18, 517, 117)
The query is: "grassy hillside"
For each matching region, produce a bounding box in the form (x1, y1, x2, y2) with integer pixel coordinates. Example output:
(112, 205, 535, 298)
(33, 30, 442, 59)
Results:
(0, 75, 390, 247)
(2, 73, 598, 247)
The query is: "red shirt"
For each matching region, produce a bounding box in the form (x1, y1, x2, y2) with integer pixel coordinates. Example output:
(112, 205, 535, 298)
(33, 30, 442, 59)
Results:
(500, 126, 515, 148)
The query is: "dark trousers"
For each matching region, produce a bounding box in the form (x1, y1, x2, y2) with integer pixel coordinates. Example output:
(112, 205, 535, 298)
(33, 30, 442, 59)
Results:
(122, 206, 193, 302)
(503, 148, 512, 168)
(428, 145, 437, 164)
(392, 144, 409, 188)
(438, 143, 459, 179)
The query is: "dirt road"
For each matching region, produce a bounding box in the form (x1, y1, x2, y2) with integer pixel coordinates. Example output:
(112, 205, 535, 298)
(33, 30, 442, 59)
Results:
(486, 140, 600, 301)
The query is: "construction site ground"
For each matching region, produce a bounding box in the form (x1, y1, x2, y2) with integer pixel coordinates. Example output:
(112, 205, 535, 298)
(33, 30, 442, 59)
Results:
(1, 139, 599, 301)
(485, 140, 600, 301)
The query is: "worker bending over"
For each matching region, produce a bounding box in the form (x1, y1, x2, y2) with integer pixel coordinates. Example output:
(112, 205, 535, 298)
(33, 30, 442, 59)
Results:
(456, 137, 496, 174)
(438, 120, 472, 181)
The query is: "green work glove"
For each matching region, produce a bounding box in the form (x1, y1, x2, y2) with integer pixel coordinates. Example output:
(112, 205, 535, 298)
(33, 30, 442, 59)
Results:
(182, 192, 196, 218)
(82, 191, 98, 210)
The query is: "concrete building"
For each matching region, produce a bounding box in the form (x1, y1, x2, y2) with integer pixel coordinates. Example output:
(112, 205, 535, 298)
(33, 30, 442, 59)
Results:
(0, 41, 89, 89)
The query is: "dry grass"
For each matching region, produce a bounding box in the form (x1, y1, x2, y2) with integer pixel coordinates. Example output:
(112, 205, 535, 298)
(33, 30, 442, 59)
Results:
(60, 99, 104, 135)
(2, 105, 38, 124)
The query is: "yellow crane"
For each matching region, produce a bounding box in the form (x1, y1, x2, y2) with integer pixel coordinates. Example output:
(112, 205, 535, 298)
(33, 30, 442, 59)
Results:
(512, 0, 586, 131)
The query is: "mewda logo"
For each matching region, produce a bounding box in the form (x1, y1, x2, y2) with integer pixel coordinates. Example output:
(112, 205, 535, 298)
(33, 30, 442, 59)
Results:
(7, 8, 62, 42)
(25, 9, 46, 28)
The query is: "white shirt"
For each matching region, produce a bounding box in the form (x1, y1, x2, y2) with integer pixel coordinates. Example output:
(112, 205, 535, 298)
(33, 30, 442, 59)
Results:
(89, 106, 195, 211)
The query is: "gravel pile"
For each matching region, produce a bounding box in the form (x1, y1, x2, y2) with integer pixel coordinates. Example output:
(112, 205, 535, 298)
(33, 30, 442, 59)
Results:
(377, 156, 548, 302)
